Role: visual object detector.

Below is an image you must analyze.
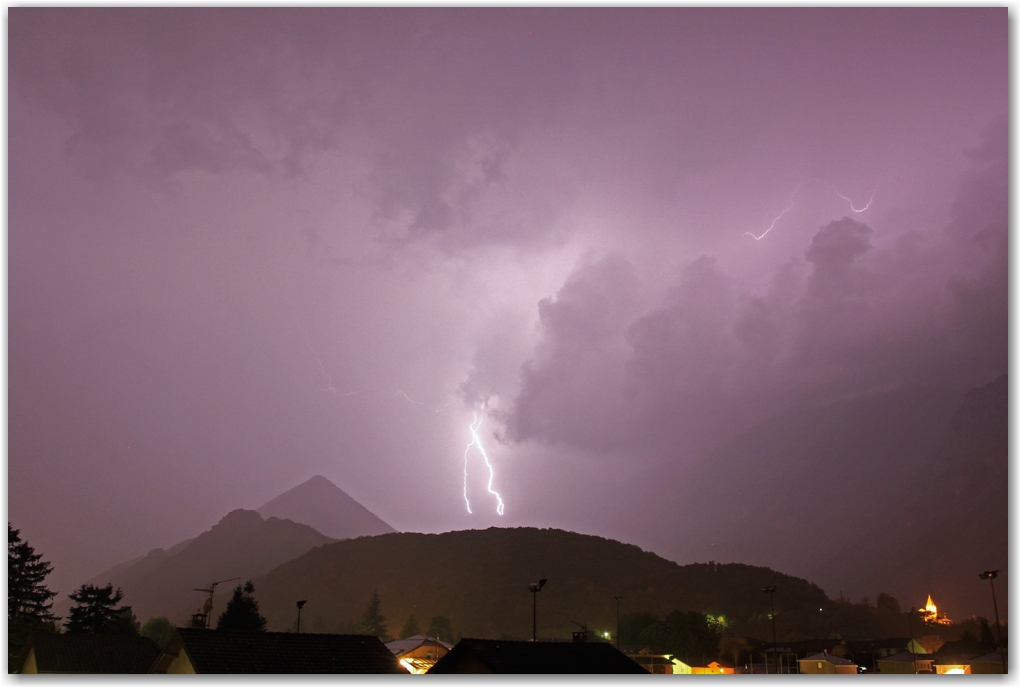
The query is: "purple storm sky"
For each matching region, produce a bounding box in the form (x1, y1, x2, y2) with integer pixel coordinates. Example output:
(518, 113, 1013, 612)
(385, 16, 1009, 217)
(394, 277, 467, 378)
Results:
(8, 9, 1008, 602)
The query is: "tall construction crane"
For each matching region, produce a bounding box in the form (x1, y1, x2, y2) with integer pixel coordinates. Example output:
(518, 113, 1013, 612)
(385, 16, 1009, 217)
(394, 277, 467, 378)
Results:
(189, 577, 240, 629)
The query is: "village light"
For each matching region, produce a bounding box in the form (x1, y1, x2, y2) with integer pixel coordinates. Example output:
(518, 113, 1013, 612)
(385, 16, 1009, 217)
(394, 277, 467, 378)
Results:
(762, 587, 777, 674)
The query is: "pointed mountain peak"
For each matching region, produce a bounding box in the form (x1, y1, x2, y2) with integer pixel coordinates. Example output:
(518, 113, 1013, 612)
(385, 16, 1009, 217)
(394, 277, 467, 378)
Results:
(256, 476, 396, 541)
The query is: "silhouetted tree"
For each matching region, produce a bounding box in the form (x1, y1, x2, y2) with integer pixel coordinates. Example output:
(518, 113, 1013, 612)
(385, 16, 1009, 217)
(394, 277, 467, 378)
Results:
(216, 581, 266, 632)
(9, 524, 59, 670)
(357, 589, 388, 640)
(65, 584, 138, 635)
(876, 593, 901, 615)
(400, 614, 420, 639)
(427, 615, 453, 643)
(639, 610, 720, 663)
(980, 617, 996, 650)
(140, 616, 176, 650)
(620, 611, 660, 645)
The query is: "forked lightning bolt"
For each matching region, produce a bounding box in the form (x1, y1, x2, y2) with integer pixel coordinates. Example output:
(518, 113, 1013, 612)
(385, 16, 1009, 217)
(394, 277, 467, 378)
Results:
(835, 186, 876, 213)
(462, 412, 505, 516)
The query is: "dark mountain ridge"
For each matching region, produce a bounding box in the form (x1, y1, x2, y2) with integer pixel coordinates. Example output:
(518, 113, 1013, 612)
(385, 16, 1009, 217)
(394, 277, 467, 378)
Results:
(253, 526, 881, 641)
(65, 509, 335, 625)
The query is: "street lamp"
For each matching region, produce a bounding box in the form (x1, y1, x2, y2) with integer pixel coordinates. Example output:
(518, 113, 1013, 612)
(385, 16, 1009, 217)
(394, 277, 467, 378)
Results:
(979, 570, 1006, 674)
(907, 607, 917, 674)
(529, 579, 547, 642)
(762, 587, 777, 674)
(614, 596, 623, 651)
(296, 600, 307, 634)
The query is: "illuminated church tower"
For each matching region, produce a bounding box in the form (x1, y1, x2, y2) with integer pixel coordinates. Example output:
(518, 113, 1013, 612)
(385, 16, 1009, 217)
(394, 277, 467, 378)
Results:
(922, 595, 952, 625)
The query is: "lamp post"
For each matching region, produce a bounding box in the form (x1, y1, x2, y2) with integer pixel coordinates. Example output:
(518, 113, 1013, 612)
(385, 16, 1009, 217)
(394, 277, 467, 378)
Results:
(762, 587, 777, 674)
(529, 579, 547, 642)
(979, 570, 1006, 674)
(614, 596, 623, 650)
(906, 607, 917, 674)
(296, 600, 307, 634)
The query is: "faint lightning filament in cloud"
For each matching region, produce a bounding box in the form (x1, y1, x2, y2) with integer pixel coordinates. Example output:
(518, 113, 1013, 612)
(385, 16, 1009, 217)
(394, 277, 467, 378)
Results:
(744, 182, 806, 241)
(835, 186, 877, 213)
(462, 412, 505, 515)
(396, 390, 450, 413)
(293, 316, 360, 397)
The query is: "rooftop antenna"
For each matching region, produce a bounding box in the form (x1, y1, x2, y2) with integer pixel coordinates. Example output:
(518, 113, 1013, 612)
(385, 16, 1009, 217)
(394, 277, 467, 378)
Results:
(571, 620, 588, 643)
(190, 577, 240, 629)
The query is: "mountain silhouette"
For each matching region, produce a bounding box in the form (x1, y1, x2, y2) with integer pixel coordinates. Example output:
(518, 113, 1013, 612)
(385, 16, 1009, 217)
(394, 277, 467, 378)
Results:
(68, 509, 335, 625)
(256, 475, 395, 540)
(252, 526, 845, 640)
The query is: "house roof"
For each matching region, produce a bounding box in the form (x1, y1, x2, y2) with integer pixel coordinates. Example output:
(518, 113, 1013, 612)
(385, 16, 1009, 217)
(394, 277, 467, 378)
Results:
(968, 651, 1007, 664)
(21, 633, 159, 674)
(878, 651, 934, 663)
(800, 651, 856, 666)
(936, 639, 986, 657)
(161, 628, 407, 674)
(385, 634, 453, 655)
(428, 638, 648, 674)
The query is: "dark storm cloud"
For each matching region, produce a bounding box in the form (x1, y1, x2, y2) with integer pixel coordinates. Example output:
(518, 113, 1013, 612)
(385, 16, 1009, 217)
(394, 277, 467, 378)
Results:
(503, 255, 640, 452)
(503, 119, 1008, 457)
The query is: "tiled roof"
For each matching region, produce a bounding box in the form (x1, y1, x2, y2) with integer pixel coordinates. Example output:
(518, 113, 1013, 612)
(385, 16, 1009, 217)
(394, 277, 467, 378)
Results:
(428, 638, 648, 674)
(23, 633, 159, 673)
(385, 634, 453, 655)
(170, 628, 407, 673)
(801, 651, 856, 666)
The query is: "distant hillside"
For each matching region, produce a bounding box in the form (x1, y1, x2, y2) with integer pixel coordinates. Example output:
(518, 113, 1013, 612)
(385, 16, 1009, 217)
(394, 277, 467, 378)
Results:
(73, 510, 335, 625)
(812, 374, 1008, 620)
(253, 527, 841, 640)
(256, 475, 395, 540)
(626, 379, 1006, 621)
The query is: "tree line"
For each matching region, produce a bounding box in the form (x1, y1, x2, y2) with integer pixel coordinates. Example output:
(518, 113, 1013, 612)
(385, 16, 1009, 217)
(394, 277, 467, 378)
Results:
(9, 522, 457, 672)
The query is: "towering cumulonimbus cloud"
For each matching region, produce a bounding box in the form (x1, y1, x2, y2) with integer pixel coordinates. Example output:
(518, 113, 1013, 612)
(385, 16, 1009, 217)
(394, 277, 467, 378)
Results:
(501, 116, 1007, 461)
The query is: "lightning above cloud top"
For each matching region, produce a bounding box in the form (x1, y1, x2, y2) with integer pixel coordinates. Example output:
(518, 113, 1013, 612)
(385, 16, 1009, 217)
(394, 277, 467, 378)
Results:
(744, 183, 807, 241)
(835, 186, 877, 213)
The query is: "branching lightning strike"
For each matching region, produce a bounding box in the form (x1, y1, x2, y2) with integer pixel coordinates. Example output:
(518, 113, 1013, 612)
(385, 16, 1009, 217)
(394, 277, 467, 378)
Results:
(462, 412, 505, 516)
(835, 186, 876, 213)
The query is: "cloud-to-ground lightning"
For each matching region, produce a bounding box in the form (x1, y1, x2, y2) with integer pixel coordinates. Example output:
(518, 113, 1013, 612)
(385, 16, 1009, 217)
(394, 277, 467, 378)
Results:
(835, 186, 877, 213)
(462, 411, 505, 516)
(744, 182, 806, 241)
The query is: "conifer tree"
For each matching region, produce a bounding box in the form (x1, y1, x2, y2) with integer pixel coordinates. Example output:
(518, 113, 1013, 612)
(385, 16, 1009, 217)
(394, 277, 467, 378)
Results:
(399, 614, 420, 639)
(216, 581, 266, 632)
(9, 524, 57, 623)
(427, 616, 453, 643)
(64, 583, 138, 635)
(8, 524, 59, 669)
(357, 589, 388, 640)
